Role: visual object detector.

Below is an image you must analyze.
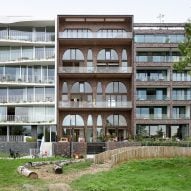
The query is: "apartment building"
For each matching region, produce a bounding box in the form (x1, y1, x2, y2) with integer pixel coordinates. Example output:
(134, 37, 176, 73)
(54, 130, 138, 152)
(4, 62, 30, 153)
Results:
(135, 23, 189, 139)
(0, 20, 56, 143)
(57, 15, 134, 142)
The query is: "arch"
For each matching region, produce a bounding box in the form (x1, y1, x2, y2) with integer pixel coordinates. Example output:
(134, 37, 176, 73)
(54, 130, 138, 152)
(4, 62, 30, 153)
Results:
(71, 82, 92, 93)
(97, 115, 102, 126)
(62, 48, 84, 61)
(97, 49, 118, 61)
(62, 82, 68, 93)
(87, 115, 93, 126)
(97, 82, 102, 93)
(107, 114, 127, 127)
(122, 49, 127, 61)
(105, 81, 127, 93)
(62, 114, 84, 126)
(87, 49, 93, 61)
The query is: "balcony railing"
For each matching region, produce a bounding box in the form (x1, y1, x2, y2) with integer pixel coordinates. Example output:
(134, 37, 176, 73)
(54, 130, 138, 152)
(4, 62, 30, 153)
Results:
(0, 31, 55, 42)
(136, 76, 168, 81)
(136, 56, 180, 63)
(172, 96, 191, 100)
(136, 95, 169, 101)
(0, 74, 54, 84)
(0, 115, 55, 123)
(0, 94, 55, 103)
(59, 31, 132, 39)
(59, 101, 132, 108)
(172, 115, 190, 119)
(0, 135, 24, 142)
(58, 66, 132, 74)
(136, 114, 169, 119)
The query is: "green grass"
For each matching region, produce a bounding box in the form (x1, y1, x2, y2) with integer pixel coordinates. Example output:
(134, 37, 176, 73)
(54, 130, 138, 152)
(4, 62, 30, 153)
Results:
(63, 160, 92, 173)
(71, 157, 191, 191)
(0, 157, 64, 191)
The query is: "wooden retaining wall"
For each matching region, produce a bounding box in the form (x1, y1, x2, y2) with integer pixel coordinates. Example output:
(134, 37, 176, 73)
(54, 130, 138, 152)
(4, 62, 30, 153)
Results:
(94, 146, 141, 164)
(111, 146, 191, 167)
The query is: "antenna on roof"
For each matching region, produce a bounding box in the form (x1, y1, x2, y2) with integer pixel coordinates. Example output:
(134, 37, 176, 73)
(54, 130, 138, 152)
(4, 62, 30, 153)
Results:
(157, 13, 165, 23)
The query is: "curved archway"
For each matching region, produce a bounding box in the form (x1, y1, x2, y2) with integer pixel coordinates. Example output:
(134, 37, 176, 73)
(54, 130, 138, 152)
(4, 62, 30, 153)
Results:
(97, 49, 118, 61)
(71, 82, 92, 93)
(62, 48, 84, 61)
(105, 82, 127, 93)
(107, 114, 127, 127)
(62, 114, 84, 126)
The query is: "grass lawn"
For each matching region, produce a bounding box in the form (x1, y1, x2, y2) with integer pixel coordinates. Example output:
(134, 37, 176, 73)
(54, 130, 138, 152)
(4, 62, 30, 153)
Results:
(0, 157, 64, 191)
(71, 157, 191, 191)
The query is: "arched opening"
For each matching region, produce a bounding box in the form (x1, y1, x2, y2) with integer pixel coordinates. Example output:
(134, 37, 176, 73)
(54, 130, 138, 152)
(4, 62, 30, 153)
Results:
(122, 49, 128, 68)
(96, 82, 103, 103)
(87, 49, 93, 71)
(87, 115, 93, 142)
(62, 82, 68, 101)
(62, 114, 84, 142)
(97, 115, 104, 142)
(105, 81, 127, 106)
(97, 49, 119, 69)
(70, 82, 93, 103)
(62, 48, 84, 67)
(106, 114, 127, 141)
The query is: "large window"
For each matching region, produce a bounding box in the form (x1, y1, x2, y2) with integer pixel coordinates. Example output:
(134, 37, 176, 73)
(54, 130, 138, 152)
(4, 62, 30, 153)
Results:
(63, 49, 84, 61)
(107, 115, 127, 127)
(97, 49, 118, 61)
(62, 115, 84, 126)
(136, 107, 167, 119)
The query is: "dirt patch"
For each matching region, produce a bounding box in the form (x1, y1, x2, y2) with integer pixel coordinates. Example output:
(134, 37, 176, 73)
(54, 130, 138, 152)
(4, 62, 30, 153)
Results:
(32, 162, 111, 184)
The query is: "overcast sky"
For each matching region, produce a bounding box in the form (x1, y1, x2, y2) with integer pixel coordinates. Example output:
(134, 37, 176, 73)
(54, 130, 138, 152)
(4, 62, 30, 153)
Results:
(0, 0, 190, 22)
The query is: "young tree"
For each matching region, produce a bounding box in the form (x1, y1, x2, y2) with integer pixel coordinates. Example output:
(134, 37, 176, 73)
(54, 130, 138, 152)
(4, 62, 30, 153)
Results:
(174, 22, 191, 71)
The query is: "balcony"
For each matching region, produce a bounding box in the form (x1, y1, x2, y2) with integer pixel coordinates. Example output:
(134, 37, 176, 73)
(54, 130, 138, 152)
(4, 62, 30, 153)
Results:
(58, 101, 132, 110)
(0, 74, 54, 85)
(0, 94, 55, 105)
(136, 56, 180, 63)
(0, 30, 55, 46)
(136, 114, 190, 124)
(59, 30, 132, 45)
(59, 30, 132, 39)
(0, 115, 55, 125)
(136, 75, 169, 81)
(58, 66, 132, 78)
(137, 95, 169, 101)
(172, 114, 190, 119)
(136, 95, 170, 105)
(136, 114, 169, 120)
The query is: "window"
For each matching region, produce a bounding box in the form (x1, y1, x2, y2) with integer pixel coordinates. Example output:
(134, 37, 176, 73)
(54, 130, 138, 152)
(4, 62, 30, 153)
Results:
(63, 49, 84, 60)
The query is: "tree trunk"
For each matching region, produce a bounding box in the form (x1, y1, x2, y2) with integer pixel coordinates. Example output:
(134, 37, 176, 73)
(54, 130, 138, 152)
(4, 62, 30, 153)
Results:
(53, 164, 63, 174)
(17, 166, 38, 179)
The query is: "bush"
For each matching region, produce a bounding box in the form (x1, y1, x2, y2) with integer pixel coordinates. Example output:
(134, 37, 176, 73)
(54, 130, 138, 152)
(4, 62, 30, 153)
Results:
(26, 137, 37, 142)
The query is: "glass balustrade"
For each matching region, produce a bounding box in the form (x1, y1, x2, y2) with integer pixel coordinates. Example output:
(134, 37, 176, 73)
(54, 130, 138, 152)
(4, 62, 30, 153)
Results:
(136, 114, 168, 119)
(59, 101, 132, 108)
(59, 29, 132, 39)
(135, 34, 184, 43)
(0, 26, 55, 42)
(0, 115, 54, 123)
(0, 74, 54, 83)
(0, 47, 55, 62)
(137, 95, 168, 101)
(58, 66, 132, 73)
(0, 94, 55, 103)
(136, 56, 180, 62)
